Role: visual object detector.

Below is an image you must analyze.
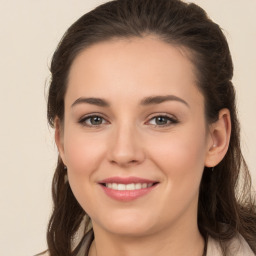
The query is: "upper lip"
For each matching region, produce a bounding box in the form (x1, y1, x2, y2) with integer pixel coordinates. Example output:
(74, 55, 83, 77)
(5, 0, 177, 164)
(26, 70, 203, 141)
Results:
(99, 176, 159, 184)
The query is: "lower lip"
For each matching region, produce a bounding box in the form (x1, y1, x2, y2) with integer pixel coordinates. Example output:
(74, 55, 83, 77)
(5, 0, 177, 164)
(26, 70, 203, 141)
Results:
(100, 184, 157, 201)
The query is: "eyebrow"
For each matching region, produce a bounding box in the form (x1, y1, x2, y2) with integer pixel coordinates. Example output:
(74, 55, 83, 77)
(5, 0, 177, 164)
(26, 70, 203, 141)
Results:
(71, 97, 110, 107)
(71, 95, 189, 108)
(140, 95, 189, 107)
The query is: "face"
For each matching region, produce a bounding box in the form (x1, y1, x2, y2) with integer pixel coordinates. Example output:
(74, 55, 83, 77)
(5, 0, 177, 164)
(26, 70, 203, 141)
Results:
(57, 37, 214, 237)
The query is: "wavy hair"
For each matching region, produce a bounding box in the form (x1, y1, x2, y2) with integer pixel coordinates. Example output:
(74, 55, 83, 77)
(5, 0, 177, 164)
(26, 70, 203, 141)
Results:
(44, 0, 256, 255)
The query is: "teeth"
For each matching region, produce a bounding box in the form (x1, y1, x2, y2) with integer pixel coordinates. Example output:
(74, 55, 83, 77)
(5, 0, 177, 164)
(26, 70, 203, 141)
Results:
(126, 183, 135, 190)
(142, 183, 147, 189)
(135, 183, 141, 189)
(105, 183, 154, 190)
(117, 184, 126, 190)
(106, 183, 112, 189)
(112, 183, 118, 190)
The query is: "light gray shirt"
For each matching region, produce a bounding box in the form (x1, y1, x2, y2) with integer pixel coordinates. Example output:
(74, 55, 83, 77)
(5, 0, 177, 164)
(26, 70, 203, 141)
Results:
(207, 234, 255, 256)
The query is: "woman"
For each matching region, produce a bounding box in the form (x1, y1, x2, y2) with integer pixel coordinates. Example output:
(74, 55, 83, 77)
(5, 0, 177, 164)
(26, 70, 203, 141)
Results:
(43, 0, 256, 255)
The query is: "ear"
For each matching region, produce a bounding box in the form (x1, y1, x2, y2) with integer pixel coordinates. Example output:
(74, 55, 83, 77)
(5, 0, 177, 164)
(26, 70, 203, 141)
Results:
(205, 108, 231, 167)
(54, 117, 66, 165)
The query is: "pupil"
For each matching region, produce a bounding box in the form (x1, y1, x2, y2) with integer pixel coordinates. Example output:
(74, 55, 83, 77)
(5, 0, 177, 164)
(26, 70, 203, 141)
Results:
(156, 116, 167, 125)
(91, 116, 102, 125)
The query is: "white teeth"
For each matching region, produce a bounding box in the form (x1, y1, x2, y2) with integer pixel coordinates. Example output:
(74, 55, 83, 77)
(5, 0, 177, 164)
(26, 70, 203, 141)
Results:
(105, 183, 155, 190)
(117, 184, 126, 190)
(106, 183, 112, 188)
(112, 183, 118, 189)
(142, 183, 147, 189)
(126, 183, 135, 190)
(135, 183, 142, 189)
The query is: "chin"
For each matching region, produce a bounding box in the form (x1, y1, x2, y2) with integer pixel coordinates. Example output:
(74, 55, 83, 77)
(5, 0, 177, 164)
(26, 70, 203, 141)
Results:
(94, 212, 157, 237)
(107, 224, 154, 238)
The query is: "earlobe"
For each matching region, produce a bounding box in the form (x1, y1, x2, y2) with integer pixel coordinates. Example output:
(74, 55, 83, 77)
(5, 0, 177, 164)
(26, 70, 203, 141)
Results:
(205, 108, 231, 167)
(54, 117, 66, 165)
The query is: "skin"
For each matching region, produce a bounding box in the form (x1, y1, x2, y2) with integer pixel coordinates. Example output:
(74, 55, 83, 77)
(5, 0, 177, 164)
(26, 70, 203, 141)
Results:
(55, 36, 231, 256)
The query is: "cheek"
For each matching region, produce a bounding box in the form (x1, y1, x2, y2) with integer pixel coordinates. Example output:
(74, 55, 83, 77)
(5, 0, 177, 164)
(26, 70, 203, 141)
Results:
(63, 128, 106, 178)
(149, 126, 207, 186)
(145, 128, 207, 222)
(62, 129, 107, 215)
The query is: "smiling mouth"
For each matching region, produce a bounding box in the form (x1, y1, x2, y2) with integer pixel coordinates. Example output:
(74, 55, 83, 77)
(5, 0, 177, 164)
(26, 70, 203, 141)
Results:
(100, 182, 159, 191)
(98, 176, 159, 201)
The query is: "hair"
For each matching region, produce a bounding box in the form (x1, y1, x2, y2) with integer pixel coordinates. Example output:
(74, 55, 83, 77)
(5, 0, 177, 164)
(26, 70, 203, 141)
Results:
(45, 0, 256, 255)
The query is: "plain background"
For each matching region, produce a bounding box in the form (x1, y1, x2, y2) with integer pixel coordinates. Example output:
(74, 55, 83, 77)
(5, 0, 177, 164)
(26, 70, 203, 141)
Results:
(0, 1, 255, 255)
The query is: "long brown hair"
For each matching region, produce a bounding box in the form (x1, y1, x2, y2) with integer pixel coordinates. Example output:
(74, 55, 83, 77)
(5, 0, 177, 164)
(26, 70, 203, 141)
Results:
(45, 0, 256, 255)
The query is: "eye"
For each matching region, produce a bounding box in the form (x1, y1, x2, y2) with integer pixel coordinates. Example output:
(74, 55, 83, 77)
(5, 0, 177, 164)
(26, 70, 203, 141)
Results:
(79, 115, 108, 127)
(147, 115, 178, 127)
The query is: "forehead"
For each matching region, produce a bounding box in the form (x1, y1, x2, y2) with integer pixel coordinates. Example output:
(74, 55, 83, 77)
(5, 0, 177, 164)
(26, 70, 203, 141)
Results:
(66, 36, 203, 109)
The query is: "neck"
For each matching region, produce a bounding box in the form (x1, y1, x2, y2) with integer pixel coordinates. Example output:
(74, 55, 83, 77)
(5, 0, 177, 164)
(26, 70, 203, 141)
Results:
(89, 219, 205, 256)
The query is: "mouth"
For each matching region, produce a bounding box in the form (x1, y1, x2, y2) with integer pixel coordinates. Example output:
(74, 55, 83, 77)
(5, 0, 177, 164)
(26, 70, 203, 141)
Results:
(100, 182, 159, 190)
(98, 176, 159, 201)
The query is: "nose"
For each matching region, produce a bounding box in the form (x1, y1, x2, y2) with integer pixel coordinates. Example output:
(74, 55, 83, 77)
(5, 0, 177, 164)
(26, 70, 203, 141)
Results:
(108, 123, 145, 167)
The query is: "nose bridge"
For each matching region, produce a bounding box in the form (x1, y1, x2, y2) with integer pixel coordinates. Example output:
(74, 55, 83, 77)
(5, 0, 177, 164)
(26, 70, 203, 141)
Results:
(108, 119, 145, 166)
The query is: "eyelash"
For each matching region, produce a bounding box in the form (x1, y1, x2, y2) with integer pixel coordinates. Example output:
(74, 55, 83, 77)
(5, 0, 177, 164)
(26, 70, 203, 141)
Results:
(78, 114, 178, 128)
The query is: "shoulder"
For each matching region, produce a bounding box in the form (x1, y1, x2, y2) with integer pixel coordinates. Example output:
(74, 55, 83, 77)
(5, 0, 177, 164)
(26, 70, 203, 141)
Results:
(207, 233, 255, 256)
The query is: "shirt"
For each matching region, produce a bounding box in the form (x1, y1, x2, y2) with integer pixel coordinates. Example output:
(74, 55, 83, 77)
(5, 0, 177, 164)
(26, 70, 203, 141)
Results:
(207, 234, 255, 256)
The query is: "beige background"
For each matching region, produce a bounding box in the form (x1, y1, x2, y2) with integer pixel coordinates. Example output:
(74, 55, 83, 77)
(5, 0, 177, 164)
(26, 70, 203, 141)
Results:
(0, 1, 255, 255)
